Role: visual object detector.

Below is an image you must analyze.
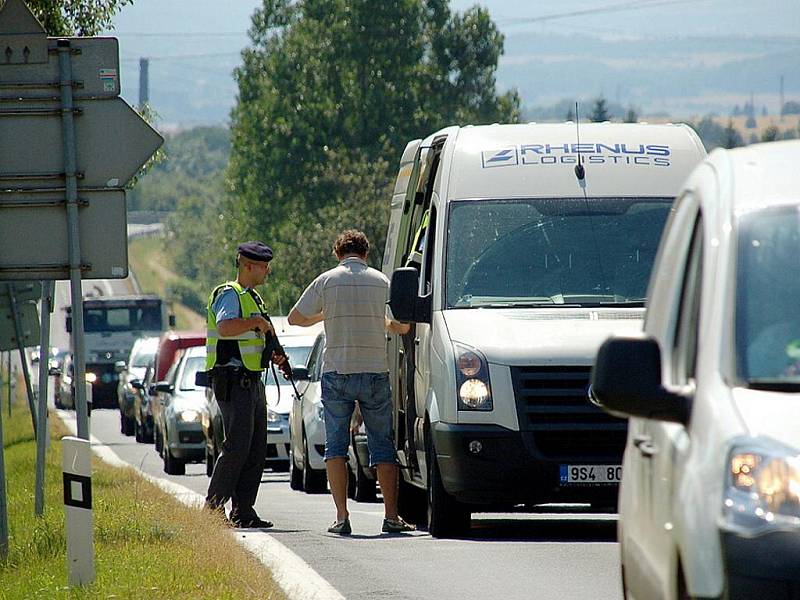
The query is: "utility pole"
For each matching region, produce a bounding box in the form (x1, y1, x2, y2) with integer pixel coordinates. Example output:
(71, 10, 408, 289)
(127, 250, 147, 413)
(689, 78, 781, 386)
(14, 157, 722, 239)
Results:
(138, 57, 149, 109)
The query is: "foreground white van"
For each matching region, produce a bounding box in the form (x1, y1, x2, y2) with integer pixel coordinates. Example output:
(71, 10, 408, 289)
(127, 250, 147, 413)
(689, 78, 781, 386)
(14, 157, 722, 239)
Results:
(384, 122, 706, 537)
(592, 140, 800, 599)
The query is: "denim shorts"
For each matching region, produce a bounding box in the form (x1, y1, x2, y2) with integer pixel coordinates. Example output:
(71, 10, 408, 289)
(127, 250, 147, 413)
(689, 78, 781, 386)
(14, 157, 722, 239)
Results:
(320, 371, 396, 466)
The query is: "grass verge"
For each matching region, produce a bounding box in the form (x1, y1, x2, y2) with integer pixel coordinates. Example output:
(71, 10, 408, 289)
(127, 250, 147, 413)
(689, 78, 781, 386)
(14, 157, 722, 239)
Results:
(0, 395, 286, 600)
(128, 237, 205, 330)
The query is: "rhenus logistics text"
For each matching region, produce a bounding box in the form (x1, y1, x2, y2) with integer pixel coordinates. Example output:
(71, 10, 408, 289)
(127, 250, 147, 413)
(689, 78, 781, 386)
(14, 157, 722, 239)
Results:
(481, 143, 672, 169)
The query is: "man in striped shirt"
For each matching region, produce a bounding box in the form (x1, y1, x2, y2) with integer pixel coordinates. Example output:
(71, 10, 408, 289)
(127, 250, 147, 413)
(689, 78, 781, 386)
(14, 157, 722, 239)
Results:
(289, 230, 413, 535)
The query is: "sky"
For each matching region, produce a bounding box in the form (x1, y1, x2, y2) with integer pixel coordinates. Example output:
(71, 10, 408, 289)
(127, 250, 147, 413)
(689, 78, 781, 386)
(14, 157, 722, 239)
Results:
(100, 0, 800, 127)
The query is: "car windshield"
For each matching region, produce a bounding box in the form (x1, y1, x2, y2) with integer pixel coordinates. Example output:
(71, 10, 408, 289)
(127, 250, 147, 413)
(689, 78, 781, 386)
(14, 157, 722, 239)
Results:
(736, 206, 800, 390)
(179, 356, 206, 391)
(263, 345, 312, 386)
(130, 345, 156, 368)
(445, 197, 672, 308)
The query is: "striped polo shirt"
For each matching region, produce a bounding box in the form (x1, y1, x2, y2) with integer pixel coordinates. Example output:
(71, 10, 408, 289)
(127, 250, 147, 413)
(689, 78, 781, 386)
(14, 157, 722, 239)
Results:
(293, 257, 389, 374)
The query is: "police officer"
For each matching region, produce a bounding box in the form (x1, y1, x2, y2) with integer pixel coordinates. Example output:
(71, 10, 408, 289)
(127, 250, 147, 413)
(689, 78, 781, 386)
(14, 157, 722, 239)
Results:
(204, 241, 286, 528)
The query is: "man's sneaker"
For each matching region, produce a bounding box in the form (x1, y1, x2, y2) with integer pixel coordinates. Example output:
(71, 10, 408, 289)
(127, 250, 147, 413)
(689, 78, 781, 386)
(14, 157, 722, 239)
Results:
(327, 518, 352, 535)
(382, 517, 415, 533)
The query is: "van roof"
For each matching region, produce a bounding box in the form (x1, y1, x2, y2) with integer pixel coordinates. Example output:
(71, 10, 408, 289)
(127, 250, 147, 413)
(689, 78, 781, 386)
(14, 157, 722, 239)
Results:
(443, 122, 706, 200)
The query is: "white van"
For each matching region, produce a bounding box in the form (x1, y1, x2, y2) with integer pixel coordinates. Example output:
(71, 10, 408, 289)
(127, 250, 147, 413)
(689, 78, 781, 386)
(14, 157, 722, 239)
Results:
(384, 122, 706, 537)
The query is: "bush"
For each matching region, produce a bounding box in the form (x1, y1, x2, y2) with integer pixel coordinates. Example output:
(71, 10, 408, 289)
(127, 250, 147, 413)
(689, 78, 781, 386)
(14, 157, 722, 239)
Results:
(166, 278, 206, 315)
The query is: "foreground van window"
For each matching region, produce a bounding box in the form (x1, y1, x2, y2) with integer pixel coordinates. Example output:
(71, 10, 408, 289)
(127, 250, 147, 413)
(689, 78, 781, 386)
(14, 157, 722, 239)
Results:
(737, 205, 800, 385)
(445, 197, 672, 308)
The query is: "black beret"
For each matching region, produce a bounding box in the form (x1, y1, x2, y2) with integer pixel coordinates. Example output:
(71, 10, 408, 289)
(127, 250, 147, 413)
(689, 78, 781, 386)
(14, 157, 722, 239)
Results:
(237, 241, 273, 262)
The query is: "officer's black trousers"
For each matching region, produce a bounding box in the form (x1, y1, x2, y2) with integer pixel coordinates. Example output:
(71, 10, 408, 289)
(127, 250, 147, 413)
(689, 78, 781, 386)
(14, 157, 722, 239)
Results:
(205, 369, 267, 521)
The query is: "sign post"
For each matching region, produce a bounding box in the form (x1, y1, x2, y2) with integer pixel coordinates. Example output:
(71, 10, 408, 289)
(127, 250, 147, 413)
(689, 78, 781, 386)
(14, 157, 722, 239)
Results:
(34, 280, 53, 516)
(2, 283, 40, 436)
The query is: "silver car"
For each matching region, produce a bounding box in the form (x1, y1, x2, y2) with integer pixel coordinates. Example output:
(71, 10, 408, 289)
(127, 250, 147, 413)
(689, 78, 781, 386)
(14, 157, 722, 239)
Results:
(155, 345, 207, 475)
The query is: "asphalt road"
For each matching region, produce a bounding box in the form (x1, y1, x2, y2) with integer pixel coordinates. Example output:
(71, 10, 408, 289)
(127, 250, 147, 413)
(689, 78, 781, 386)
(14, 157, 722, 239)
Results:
(81, 406, 624, 600)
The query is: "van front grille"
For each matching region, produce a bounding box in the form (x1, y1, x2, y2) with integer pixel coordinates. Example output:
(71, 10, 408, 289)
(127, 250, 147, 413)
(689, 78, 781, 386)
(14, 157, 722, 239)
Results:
(510, 365, 627, 460)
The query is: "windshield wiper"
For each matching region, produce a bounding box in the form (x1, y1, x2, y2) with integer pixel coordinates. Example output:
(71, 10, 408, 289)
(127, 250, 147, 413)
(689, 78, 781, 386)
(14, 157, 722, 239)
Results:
(483, 302, 583, 308)
(580, 300, 646, 308)
(747, 379, 800, 392)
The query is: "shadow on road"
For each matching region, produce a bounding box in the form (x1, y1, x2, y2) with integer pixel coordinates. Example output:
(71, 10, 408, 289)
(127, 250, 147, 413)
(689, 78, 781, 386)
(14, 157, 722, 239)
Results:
(462, 516, 617, 543)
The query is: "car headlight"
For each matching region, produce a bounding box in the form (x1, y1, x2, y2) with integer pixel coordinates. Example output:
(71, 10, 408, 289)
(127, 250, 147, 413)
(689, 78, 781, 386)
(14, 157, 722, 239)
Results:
(315, 403, 325, 422)
(453, 342, 492, 411)
(85, 372, 97, 384)
(178, 409, 200, 423)
(721, 438, 800, 537)
(267, 408, 281, 424)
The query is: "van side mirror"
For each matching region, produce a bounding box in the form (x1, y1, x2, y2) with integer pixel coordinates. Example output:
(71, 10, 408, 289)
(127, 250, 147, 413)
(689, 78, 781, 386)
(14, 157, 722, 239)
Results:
(48, 367, 61, 377)
(168, 314, 176, 327)
(65, 316, 72, 333)
(131, 379, 144, 390)
(114, 360, 127, 373)
(590, 335, 691, 425)
(390, 267, 431, 324)
(155, 381, 174, 394)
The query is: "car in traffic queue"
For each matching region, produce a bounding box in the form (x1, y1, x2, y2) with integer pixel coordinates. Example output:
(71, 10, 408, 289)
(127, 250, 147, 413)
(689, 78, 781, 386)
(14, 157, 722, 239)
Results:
(154, 344, 208, 475)
(288, 332, 329, 494)
(115, 335, 159, 437)
(150, 330, 205, 457)
(131, 355, 157, 443)
(591, 140, 800, 600)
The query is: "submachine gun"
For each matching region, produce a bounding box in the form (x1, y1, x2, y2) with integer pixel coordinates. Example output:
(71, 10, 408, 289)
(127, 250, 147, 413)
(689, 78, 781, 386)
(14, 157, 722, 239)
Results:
(260, 315, 302, 401)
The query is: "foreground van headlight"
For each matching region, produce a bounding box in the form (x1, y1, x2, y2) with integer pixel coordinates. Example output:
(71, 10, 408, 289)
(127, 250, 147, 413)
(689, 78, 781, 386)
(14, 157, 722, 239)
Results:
(453, 342, 492, 411)
(178, 409, 200, 423)
(85, 372, 97, 384)
(721, 439, 800, 537)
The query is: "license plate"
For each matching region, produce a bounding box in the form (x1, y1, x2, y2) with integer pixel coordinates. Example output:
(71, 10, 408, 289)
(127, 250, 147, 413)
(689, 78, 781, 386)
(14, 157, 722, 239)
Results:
(560, 464, 621, 485)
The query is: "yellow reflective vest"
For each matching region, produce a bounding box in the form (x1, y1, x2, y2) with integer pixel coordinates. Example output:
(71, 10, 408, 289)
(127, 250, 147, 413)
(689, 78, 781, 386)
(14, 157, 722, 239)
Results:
(205, 281, 266, 372)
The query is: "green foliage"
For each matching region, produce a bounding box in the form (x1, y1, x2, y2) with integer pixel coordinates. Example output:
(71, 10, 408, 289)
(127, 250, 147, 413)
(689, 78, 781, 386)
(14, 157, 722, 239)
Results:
(690, 115, 744, 151)
(723, 118, 744, 149)
(165, 277, 207, 315)
(26, 0, 132, 36)
(761, 125, 780, 143)
(590, 96, 609, 122)
(226, 0, 519, 306)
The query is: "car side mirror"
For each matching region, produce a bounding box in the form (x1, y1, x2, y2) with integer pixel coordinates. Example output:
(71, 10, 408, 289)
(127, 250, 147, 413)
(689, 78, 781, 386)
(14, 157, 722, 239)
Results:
(390, 267, 431, 324)
(48, 367, 61, 377)
(155, 381, 174, 394)
(292, 366, 310, 381)
(590, 335, 691, 425)
(130, 379, 144, 390)
(114, 360, 127, 373)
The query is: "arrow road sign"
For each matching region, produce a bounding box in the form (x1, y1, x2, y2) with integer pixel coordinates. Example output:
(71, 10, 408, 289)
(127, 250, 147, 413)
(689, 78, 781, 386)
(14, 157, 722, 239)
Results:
(0, 300, 39, 350)
(0, 97, 162, 188)
(0, 189, 128, 280)
(0, 37, 120, 99)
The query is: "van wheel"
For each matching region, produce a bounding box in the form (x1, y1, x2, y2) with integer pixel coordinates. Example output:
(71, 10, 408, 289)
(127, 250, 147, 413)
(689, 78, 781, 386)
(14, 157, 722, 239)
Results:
(427, 442, 470, 538)
(155, 425, 163, 454)
(302, 433, 327, 494)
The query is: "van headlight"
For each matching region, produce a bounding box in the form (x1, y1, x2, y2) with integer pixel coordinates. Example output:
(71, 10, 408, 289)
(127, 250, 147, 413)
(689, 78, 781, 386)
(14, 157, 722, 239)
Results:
(720, 439, 800, 537)
(85, 372, 97, 384)
(453, 342, 492, 411)
(267, 408, 281, 424)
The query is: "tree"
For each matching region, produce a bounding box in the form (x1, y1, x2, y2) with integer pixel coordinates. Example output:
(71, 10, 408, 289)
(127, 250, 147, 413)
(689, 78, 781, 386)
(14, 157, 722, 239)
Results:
(225, 0, 520, 310)
(723, 119, 743, 149)
(590, 97, 609, 122)
(761, 125, 780, 143)
(27, 1, 132, 36)
(624, 108, 638, 123)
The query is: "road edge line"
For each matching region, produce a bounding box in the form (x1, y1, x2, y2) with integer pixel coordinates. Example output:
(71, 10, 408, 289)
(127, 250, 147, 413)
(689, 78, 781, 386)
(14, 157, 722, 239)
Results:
(55, 410, 346, 600)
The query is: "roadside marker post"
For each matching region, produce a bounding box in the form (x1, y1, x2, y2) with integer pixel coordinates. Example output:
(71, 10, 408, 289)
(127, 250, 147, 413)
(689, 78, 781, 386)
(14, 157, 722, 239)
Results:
(62, 436, 94, 586)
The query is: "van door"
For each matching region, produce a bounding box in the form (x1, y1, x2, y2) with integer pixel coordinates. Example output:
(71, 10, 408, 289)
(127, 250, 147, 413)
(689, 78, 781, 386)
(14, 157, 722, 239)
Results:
(382, 139, 421, 277)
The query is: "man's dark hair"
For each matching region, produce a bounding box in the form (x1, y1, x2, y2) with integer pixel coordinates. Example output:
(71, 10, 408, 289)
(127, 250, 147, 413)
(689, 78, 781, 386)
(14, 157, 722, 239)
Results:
(333, 229, 370, 258)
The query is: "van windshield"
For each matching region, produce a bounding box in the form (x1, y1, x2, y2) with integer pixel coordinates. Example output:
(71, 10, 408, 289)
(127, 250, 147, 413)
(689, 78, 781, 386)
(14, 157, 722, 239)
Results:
(736, 206, 800, 390)
(445, 197, 672, 308)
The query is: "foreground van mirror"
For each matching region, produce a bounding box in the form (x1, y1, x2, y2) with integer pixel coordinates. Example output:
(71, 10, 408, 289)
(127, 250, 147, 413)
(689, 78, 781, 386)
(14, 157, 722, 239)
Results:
(390, 267, 431, 323)
(590, 335, 690, 425)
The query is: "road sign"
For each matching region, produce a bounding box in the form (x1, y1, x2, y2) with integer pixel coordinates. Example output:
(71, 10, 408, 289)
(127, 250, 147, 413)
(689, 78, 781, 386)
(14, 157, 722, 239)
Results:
(0, 282, 41, 306)
(0, 97, 163, 188)
(0, 37, 120, 99)
(0, 190, 127, 280)
(0, 300, 39, 350)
